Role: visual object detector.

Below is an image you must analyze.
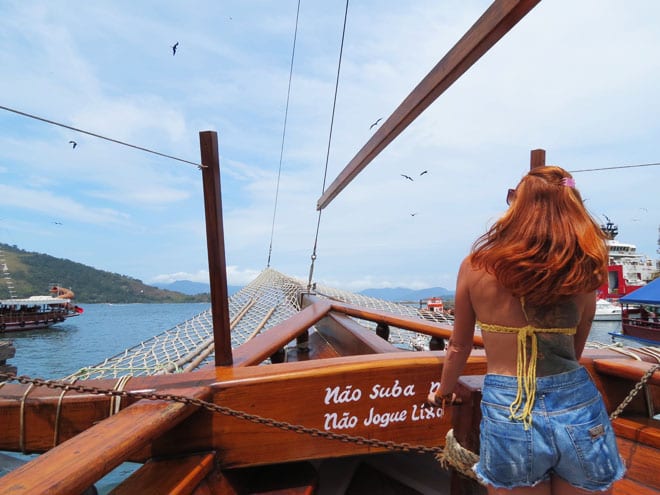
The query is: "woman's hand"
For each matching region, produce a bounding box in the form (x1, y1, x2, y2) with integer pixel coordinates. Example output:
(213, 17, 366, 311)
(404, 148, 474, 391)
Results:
(426, 391, 462, 407)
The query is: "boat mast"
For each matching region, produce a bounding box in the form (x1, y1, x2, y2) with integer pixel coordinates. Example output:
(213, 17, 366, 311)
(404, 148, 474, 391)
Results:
(199, 130, 233, 366)
(316, 0, 541, 210)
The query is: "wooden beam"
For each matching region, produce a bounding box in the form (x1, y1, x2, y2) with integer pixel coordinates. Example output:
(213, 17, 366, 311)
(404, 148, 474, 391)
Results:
(200, 131, 232, 366)
(231, 300, 332, 366)
(325, 299, 485, 347)
(0, 385, 212, 495)
(109, 452, 216, 495)
(593, 359, 660, 386)
(316, 310, 404, 355)
(317, 0, 541, 210)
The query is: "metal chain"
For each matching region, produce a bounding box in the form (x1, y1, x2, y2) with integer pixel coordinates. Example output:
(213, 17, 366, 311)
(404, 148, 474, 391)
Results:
(609, 363, 660, 420)
(0, 373, 443, 455)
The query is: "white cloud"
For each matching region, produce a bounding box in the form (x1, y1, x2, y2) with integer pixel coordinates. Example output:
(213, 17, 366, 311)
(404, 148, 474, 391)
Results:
(1, 0, 659, 291)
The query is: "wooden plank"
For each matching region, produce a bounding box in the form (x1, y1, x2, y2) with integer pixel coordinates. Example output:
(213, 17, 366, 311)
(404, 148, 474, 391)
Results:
(200, 130, 232, 366)
(317, 0, 541, 210)
(231, 300, 332, 366)
(285, 330, 342, 362)
(616, 436, 660, 489)
(315, 311, 404, 355)
(0, 385, 211, 495)
(613, 478, 659, 495)
(593, 359, 660, 386)
(208, 353, 487, 467)
(109, 452, 216, 495)
(612, 416, 660, 450)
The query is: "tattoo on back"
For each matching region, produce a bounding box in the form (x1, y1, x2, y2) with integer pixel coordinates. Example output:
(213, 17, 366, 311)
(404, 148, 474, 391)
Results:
(525, 299, 580, 376)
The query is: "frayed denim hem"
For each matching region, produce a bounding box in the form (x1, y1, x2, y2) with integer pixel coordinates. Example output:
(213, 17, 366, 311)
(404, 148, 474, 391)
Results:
(472, 462, 549, 490)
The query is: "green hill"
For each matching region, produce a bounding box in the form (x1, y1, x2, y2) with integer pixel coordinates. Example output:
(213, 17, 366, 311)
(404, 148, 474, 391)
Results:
(0, 243, 209, 304)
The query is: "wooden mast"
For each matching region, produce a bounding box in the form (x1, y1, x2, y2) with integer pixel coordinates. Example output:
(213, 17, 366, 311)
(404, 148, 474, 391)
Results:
(317, 0, 540, 210)
(530, 148, 546, 169)
(199, 131, 233, 366)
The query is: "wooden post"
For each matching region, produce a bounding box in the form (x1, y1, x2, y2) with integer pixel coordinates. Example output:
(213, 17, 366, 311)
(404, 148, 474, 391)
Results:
(530, 148, 545, 169)
(199, 131, 232, 366)
(451, 375, 486, 495)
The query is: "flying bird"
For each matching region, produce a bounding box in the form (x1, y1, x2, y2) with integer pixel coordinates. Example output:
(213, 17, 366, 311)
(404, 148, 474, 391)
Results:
(53, 221, 62, 225)
(410, 212, 418, 217)
(369, 118, 382, 130)
(171, 42, 179, 56)
(400, 174, 414, 181)
(68, 140, 77, 149)
(419, 170, 428, 176)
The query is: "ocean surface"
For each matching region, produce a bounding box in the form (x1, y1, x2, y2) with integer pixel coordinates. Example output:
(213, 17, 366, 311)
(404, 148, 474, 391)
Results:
(0, 303, 625, 493)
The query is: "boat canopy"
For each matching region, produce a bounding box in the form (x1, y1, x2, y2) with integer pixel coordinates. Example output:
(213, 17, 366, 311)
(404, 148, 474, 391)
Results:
(0, 296, 70, 305)
(620, 277, 660, 305)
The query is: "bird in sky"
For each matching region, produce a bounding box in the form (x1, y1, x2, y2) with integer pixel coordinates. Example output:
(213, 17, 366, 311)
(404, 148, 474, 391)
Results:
(401, 174, 414, 181)
(172, 42, 179, 56)
(369, 118, 382, 130)
(410, 212, 418, 216)
(68, 140, 77, 149)
(53, 221, 63, 225)
(419, 170, 428, 176)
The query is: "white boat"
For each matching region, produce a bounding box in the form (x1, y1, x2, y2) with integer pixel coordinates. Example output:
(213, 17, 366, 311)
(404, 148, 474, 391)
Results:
(600, 219, 659, 299)
(0, 287, 83, 333)
(594, 298, 622, 321)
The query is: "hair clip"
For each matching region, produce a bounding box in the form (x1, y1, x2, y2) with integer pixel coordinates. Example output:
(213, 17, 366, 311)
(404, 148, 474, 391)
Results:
(561, 177, 576, 188)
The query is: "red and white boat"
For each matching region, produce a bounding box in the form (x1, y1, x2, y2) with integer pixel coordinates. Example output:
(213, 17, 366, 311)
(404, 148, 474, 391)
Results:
(598, 219, 659, 299)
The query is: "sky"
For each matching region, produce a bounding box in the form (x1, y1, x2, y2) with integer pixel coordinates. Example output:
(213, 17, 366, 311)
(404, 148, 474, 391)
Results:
(1, 1, 659, 293)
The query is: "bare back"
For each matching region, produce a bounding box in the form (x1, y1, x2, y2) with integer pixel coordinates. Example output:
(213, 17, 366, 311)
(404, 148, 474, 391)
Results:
(455, 258, 596, 377)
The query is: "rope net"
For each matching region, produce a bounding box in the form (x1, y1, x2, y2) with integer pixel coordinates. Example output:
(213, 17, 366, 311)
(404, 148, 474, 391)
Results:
(65, 268, 453, 380)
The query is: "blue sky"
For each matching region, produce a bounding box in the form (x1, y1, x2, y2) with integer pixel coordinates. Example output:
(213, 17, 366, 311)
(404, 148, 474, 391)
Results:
(1, 1, 658, 292)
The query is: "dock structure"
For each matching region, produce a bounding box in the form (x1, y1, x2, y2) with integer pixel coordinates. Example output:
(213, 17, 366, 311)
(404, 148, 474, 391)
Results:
(0, 340, 16, 376)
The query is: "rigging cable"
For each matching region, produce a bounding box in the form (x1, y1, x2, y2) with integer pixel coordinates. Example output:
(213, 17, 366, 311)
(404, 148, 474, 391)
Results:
(0, 104, 204, 169)
(569, 161, 660, 173)
(307, 0, 350, 291)
(266, 0, 302, 268)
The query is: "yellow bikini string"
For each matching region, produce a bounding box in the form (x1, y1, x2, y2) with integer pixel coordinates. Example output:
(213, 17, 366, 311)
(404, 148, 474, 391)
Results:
(478, 322, 575, 429)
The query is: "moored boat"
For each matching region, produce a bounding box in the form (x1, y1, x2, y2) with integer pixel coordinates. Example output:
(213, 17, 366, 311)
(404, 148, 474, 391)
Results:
(600, 219, 659, 300)
(0, 287, 83, 333)
(595, 298, 622, 321)
(620, 278, 660, 343)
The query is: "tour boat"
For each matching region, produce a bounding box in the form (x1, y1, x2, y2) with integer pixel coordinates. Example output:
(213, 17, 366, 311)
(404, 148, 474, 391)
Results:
(620, 278, 660, 343)
(0, 287, 83, 333)
(0, 2, 658, 494)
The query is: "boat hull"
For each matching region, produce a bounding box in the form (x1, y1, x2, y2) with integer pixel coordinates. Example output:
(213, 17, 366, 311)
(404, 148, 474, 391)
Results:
(0, 314, 78, 333)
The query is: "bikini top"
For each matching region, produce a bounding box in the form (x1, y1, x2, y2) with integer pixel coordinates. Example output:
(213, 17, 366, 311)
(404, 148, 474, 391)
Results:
(476, 301, 577, 429)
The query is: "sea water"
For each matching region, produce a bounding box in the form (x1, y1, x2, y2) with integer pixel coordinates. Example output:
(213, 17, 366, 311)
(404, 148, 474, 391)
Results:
(0, 304, 624, 493)
(0, 303, 210, 494)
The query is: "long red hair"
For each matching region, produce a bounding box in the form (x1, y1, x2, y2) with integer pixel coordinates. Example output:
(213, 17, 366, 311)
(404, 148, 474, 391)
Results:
(470, 166, 608, 306)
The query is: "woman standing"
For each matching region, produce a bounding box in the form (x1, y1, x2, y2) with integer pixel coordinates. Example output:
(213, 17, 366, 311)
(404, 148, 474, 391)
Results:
(429, 166, 625, 493)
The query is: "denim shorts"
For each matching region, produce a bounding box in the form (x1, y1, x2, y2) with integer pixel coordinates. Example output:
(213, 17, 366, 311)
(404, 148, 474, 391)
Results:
(473, 367, 625, 491)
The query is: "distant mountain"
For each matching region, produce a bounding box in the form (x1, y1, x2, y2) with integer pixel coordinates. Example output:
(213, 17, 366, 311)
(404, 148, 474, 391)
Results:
(153, 280, 210, 295)
(0, 243, 209, 304)
(153, 280, 243, 296)
(359, 286, 454, 302)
